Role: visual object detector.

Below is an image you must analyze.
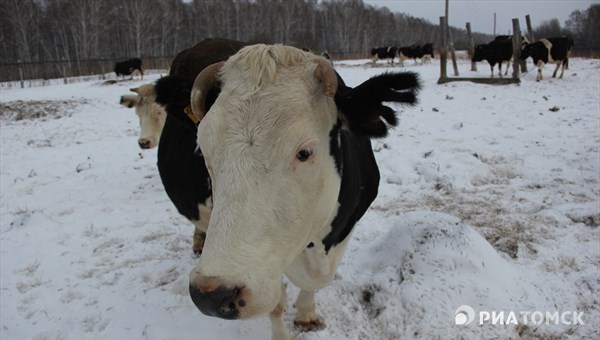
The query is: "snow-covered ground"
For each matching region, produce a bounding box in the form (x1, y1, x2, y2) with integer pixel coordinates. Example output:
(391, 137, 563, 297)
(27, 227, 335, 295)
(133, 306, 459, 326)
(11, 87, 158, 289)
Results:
(1, 57, 598, 340)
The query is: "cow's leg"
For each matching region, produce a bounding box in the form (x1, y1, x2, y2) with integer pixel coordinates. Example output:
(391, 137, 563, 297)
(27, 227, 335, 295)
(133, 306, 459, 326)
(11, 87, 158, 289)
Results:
(293, 289, 323, 331)
(504, 61, 510, 76)
(559, 60, 567, 79)
(490, 64, 494, 78)
(270, 282, 291, 340)
(536, 60, 544, 81)
(552, 62, 561, 78)
(498, 63, 503, 78)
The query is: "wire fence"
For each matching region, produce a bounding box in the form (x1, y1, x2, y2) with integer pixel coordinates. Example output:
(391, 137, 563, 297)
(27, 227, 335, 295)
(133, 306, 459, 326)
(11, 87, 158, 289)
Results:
(0, 56, 174, 88)
(0, 52, 367, 89)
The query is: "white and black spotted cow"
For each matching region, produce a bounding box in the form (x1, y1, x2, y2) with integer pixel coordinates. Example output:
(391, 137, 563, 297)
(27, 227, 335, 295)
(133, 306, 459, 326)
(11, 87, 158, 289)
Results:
(370, 46, 398, 66)
(156, 44, 421, 339)
(520, 36, 574, 81)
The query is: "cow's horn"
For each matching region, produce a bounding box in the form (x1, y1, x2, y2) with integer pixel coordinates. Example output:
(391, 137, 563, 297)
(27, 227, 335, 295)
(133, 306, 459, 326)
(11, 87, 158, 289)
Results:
(191, 61, 225, 121)
(314, 59, 337, 97)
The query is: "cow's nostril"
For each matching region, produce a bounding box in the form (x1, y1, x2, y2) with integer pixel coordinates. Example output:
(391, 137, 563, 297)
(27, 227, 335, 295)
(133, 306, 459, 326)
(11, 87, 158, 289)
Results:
(189, 284, 241, 320)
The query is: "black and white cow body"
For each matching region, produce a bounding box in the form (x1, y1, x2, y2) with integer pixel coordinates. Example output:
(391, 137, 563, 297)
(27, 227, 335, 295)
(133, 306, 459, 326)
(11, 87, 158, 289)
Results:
(155, 44, 421, 339)
(472, 35, 514, 78)
(370, 46, 398, 65)
(520, 36, 574, 81)
(155, 38, 252, 254)
(114, 58, 144, 79)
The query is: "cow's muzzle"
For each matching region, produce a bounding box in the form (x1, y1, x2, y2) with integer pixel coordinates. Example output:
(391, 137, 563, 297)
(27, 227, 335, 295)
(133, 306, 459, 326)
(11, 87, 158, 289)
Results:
(189, 283, 242, 320)
(138, 138, 153, 149)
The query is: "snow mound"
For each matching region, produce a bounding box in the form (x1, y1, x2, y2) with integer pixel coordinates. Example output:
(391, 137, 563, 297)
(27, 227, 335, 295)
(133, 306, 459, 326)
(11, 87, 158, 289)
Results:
(305, 212, 586, 340)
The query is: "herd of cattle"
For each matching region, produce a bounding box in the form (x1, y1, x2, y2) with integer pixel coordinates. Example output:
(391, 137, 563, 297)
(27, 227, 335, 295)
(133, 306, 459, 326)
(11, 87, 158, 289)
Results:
(472, 35, 574, 81)
(370, 43, 435, 66)
(371, 35, 574, 81)
(119, 38, 421, 340)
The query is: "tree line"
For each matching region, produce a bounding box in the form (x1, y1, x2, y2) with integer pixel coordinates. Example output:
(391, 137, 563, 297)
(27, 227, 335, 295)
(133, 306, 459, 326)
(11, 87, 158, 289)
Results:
(0, 0, 597, 82)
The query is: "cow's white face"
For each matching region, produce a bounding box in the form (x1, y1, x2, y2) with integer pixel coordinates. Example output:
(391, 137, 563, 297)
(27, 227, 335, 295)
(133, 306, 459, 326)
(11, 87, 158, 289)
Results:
(120, 84, 166, 149)
(190, 45, 342, 319)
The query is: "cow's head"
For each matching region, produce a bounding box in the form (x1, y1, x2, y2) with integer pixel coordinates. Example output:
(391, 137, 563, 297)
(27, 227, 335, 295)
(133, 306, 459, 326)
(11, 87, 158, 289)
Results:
(187, 44, 420, 319)
(471, 44, 488, 62)
(520, 42, 533, 61)
(119, 84, 166, 149)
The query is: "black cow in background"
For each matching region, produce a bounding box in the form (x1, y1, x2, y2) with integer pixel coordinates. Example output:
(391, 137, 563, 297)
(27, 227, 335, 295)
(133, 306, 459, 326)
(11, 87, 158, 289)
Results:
(472, 35, 513, 78)
(371, 46, 398, 66)
(398, 44, 424, 66)
(422, 43, 434, 63)
(521, 36, 574, 81)
(114, 58, 144, 79)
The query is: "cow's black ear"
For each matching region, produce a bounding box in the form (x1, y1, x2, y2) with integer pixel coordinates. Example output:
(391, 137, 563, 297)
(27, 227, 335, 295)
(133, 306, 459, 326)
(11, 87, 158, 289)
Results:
(335, 72, 421, 138)
(155, 75, 194, 114)
(155, 75, 221, 127)
(155, 76, 194, 110)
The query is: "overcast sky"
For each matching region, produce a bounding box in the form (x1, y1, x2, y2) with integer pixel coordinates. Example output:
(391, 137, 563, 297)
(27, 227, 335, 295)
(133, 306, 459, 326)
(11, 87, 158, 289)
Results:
(363, 0, 597, 35)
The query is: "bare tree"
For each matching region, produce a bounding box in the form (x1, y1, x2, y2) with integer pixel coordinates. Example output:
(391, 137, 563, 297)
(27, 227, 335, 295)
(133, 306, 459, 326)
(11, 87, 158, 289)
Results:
(1, 0, 41, 61)
(534, 18, 565, 38)
(121, 0, 162, 57)
(566, 4, 600, 51)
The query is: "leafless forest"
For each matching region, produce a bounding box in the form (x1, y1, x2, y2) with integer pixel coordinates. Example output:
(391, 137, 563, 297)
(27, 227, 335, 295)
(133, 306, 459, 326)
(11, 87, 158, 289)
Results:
(0, 0, 598, 82)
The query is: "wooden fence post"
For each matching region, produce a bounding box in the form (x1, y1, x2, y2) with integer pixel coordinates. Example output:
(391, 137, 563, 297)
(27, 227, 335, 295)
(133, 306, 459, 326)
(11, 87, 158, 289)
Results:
(448, 30, 459, 76)
(466, 22, 476, 71)
(438, 16, 448, 83)
(512, 19, 522, 79)
(18, 59, 24, 89)
(525, 15, 535, 42)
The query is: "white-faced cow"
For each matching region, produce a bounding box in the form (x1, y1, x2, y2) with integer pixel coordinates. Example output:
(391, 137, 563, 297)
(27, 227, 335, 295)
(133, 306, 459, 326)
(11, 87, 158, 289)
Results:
(120, 84, 166, 149)
(472, 35, 513, 78)
(155, 44, 421, 339)
(520, 36, 574, 81)
(370, 46, 398, 66)
(114, 58, 144, 80)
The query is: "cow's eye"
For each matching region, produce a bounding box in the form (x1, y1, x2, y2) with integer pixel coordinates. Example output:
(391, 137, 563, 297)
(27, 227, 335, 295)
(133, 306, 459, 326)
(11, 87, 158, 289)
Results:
(296, 148, 314, 162)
